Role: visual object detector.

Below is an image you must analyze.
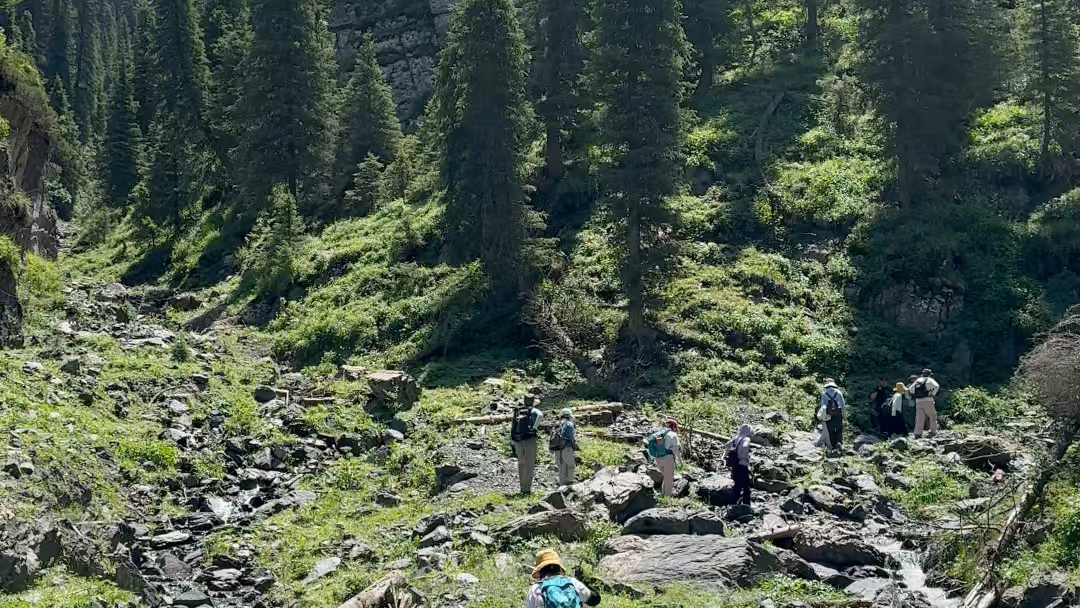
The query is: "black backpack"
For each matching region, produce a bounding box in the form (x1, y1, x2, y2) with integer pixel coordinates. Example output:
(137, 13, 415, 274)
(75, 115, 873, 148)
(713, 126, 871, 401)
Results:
(549, 421, 572, 452)
(725, 445, 740, 468)
(912, 379, 931, 399)
(511, 406, 537, 441)
(824, 389, 841, 417)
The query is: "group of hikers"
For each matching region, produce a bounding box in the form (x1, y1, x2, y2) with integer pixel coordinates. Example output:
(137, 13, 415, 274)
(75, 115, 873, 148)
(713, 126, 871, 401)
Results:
(508, 370, 942, 608)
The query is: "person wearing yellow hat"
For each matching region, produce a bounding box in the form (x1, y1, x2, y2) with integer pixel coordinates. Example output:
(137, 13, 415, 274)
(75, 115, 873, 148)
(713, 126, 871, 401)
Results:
(526, 549, 601, 608)
(886, 382, 908, 437)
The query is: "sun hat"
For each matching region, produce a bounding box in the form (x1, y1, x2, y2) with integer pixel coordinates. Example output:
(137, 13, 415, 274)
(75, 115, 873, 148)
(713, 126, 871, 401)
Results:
(532, 549, 564, 580)
(561, 408, 573, 419)
(665, 417, 680, 431)
(823, 378, 837, 388)
(895, 382, 907, 393)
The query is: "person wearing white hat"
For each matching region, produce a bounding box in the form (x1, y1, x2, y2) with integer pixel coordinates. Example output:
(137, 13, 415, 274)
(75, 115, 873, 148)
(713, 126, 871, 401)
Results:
(548, 409, 579, 486)
(819, 378, 845, 453)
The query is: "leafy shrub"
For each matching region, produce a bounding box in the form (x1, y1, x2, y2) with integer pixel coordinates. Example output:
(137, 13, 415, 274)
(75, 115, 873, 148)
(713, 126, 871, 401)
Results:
(171, 334, 192, 363)
(1059, 501, 1080, 567)
(239, 184, 303, 297)
(772, 157, 886, 226)
(115, 438, 179, 471)
(946, 386, 1015, 427)
(964, 102, 1041, 180)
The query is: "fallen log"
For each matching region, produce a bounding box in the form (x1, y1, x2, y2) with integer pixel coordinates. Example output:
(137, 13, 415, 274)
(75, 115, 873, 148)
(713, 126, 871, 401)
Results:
(961, 423, 1077, 608)
(750, 525, 801, 543)
(338, 572, 415, 608)
(450, 402, 624, 426)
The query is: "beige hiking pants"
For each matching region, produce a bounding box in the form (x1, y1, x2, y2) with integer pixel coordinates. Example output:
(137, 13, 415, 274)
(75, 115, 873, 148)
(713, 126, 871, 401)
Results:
(554, 447, 576, 486)
(914, 398, 938, 437)
(656, 454, 676, 496)
(513, 437, 538, 494)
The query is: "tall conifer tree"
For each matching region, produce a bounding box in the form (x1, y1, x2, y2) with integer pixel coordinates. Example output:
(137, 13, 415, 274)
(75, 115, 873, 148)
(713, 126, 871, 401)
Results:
(104, 24, 141, 205)
(333, 32, 402, 206)
(73, 0, 104, 141)
(1020, 0, 1080, 158)
(46, 0, 75, 103)
(234, 0, 338, 212)
(591, 0, 688, 340)
(433, 0, 537, 283)
(207, 0, 250, 163)
(132, 0, 156, 134)
(533, 0, 586, 178)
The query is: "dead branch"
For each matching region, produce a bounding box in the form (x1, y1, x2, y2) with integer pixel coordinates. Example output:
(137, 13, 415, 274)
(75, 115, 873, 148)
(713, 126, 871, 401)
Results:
(449, 402, 624, 426)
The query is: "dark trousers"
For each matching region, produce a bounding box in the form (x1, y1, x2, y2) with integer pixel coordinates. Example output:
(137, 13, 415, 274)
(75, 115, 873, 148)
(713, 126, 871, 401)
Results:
(732, 464, 751, 505)
(826, 412, 843, 448)
(887, 412, 906, 436)
(877, 407, 890, 435)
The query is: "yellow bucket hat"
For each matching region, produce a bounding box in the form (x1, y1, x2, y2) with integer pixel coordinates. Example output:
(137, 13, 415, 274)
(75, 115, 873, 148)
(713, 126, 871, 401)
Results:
(895, 382, 907, 392)
(532, 549, 564, 580)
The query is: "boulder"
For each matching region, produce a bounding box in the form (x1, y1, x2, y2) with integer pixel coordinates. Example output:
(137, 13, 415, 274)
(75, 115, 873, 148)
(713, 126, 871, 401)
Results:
(574, 467, 656, 523)
(0, 547, 39, 592)
(696, 474, 738, 506)
(884, 473, 912, 490)
(170, 293, 202, 311)
(172, 588, 212, 607)
(418, 526, 451, 549)
(790, 532, 888, 568)
(942, 435, 1015, 470)
(158, 552, 193, 580)
(496, 509, 586, 542)
(1011, 577, 1075, 608)
(253, 385, 279, 403)
(599, 535, 783, 587)
(804, 485, 849, 516)
(845, 578, 895, 602)
(367, 370, 420, 411)
(151, 531, 192, 549)
(301, 556, 341, 585)
(622, 508, 726, 536)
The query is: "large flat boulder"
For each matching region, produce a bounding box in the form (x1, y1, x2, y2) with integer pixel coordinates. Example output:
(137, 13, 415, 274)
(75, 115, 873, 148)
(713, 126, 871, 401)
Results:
(496, 509, 585, 542)
(941, 435, 1015, 470)
(622, 508, 725, 536)
(573, 467, 656, 523)
(599, 535, 783, 587)
(791, 532, 889, 569)
(695, 474, 738, 506)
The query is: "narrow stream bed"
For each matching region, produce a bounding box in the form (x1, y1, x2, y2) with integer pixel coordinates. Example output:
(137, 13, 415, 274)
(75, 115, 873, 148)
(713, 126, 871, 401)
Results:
(876, 540, 960, 608)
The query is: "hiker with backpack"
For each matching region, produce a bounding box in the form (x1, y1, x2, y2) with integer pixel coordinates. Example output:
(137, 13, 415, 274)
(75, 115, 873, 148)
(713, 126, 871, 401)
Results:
(645, 418, 681, 496)
(726, 424, 753, 506)
(526, 549, 601, 608)
(549, 409, 579, 486)
(511, 393, 545, 495)
(818, 378, 845, 453)
(868, 378, 891, 435)
(910, 368, 941, 438)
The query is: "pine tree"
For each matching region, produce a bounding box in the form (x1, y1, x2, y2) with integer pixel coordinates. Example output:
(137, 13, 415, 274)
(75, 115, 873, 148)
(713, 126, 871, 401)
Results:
(1020, 0, 1080, 158)
(100, 2, 119, 98)
(240, 183, 302, 296)
(202, 0, 245, 67)
(343, 153, 384, 216)
(143, 0, 214, 226)
(206, 1, 250, 162)
(804, 0, 817, 49)
(104, 24, 142, 205)
(854, 0, 1003, 206)
(133, 0, 156, 134)
(591, 0, 688, 340)
(45, 0, 74, 102)
(234, 0, 338, 212)
(433, 0, 537, 282)
(333, 32, 401, 206)
(73, 0, 104, 141)
(18, 10, 38, 58)
(684, 0, 730, 95)
(533, 0, 586, 178)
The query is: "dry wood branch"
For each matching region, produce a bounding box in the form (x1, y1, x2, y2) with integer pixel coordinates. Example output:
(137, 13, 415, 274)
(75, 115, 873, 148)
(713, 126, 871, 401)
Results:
(449, 402, 625, 426)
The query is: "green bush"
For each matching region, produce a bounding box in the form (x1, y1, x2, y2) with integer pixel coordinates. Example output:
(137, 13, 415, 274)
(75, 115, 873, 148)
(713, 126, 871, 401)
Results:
(1060, 502, 1080, 567)
(946, 386, 1016, 427)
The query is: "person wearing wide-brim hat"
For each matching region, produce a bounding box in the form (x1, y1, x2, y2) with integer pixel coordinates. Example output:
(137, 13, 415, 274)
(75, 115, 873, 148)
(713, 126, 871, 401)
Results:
(525, 549, 601, 608)
(887, 382, 908, 437)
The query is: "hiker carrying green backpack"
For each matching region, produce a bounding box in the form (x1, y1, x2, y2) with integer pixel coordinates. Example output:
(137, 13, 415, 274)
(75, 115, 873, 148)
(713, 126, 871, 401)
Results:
(549, 409, 579, 486)
(526, 549, 601, 608)
(644, 418, 680, 497)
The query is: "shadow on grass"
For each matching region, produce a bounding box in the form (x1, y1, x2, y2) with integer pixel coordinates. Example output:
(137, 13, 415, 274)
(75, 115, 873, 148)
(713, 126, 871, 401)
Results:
(121, 242, 172, 286)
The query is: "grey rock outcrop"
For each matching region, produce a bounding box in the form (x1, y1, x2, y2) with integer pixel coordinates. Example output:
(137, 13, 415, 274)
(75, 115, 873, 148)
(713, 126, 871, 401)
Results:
(496, 509, 585, 542)
(599, 535, 782, 587)
(622, 508, 725, 536)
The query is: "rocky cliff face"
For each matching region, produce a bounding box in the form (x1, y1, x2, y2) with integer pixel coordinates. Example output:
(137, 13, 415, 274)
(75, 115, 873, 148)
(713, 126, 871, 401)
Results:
(330, 0, 458, 120)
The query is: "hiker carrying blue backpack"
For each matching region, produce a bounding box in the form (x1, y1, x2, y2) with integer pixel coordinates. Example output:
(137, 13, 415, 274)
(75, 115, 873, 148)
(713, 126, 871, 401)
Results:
(526, 549, 601, 608)
(644, 418, 681, 496)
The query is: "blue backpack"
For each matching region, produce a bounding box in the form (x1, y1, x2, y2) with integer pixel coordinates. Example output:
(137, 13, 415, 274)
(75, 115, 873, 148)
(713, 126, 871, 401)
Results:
(539, 576, 581, 608)
(646, 430, 670, 459)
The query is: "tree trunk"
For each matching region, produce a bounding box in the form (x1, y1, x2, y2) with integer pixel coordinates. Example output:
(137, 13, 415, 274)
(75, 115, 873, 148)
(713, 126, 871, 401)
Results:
(961, 423, 1078, 608)
(743, 0, 759, 66)
(626, 203, 645, 338)
(695, 56, 714, 96)
(804, 0, 817, 49)
(546, 120, 563, 179)
(1039, 0, 1052, 159)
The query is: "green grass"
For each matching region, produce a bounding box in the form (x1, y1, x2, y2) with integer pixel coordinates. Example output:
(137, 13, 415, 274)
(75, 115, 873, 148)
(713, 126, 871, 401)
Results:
(0, 568, 137, 608)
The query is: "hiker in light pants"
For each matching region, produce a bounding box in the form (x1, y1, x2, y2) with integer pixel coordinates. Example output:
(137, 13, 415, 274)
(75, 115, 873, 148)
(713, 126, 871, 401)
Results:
(551, 409, 578, 486)
(651, 418, 681, 496)
(511, 393, 544, 495)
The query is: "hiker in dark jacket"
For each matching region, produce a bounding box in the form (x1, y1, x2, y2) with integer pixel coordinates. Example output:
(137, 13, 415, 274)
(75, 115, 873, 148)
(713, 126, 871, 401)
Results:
(727, 424, 753, 506)
(819, 378, 845, 453)
(511, 393, 544, 495)
(869, 378, 891, 435)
